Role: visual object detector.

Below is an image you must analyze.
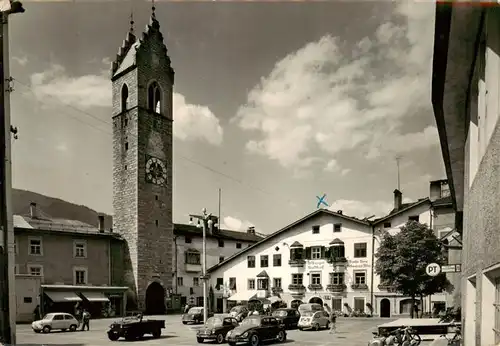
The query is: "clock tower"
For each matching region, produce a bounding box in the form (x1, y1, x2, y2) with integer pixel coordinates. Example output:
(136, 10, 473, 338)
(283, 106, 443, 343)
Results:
(110, 8, 174, 314)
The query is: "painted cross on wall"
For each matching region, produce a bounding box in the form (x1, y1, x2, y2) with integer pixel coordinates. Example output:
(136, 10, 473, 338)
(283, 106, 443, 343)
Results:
(316, 194, 328, 209)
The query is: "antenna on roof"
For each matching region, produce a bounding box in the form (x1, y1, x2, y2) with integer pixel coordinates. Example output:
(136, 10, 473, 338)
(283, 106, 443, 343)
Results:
(395, 155, 402, 191)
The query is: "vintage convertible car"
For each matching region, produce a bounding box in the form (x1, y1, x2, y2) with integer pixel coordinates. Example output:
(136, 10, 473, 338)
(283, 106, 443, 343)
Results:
(226, 315, 286, 346)
(196, 315, 239, 344)
(107, 314, 165, 341)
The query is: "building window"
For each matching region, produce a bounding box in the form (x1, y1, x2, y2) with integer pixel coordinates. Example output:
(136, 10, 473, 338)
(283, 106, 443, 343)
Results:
(354, 297, 365, 312)
(74, 267, 87, 285)
(441, 183, 450, 198)
(248, 279, 255, 290)
(332, 298, 342, 311)
(219, 256, 225, 263)
(334, 223, 342, 232)
(273, 278, 282, 289)
(13, 237, 17, 254)
(185, 236, 192, 244)
(177, 277, 184, 286)
(155, 220, 159, 227)
(236, 243, 242, 249)
(73, 240, 87, 258)
(330, 273, 344, 285)
(354, 272, 366, 285)
(260, 255, 269, 267)
(273, 254, 282, 267)
(247, 256, 255, 268)
(312, 225, 320, 234)
(197, 297, 204, 307)
(408, 215, 419, 222)
(185, 250, 201, 265)
(310, 273, 321, 285)
(148, 81, 162, 114)
(229, 277, 236, 290)
(121, 84, 128, 112)
(257, 278, 269, 290)
(28, 264, 43, 277)
(125, 142, 129, 150)
(193, 277, 199, 286)
(24, 297, 33, 304)
(383, 222, 391, 228)
(218, 239, 224, 247)
(216, 278, 223, 290)
(29, 237, 42, 256)
(311, 246, 322, 259)
(354, 243, 367, 258)
(124, 118, 128, 127)
(292, 274, 303, 285)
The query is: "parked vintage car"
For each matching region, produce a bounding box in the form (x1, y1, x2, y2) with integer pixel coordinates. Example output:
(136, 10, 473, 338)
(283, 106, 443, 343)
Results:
(272, 308, 301, 329)
(298, 310, 330, 331)
(182, 307, 214, 324)
(32, 313, 79, 333)
(226, 315, 286, 346)
(107, 314, 165, 341)
(229, 305, 249, 322)
(196, 315, 239, 344)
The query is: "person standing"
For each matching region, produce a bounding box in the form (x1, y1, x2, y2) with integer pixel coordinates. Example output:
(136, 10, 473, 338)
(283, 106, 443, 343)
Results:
(81, 309, 91, 331)
(184, 304, 190, 314)
(329, 311, 337, 334)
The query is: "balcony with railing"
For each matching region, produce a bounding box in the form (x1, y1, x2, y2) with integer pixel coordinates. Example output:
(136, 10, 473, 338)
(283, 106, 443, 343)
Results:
(351, 283, 369, 290)
(288, 242, 305, 267)
(326, 284, 347, 292)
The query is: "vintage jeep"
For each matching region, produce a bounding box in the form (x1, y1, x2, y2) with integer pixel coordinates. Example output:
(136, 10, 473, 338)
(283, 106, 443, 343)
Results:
(107, 314, 165, 341)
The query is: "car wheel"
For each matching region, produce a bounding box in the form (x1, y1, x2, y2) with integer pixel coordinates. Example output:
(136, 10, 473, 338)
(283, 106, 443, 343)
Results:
(299, 327, 303, 331)
(326, 322, 330, 330)
(69, 325, 77, 332)
(277, 330, 286, 342)
(182, 321, 187, 325)
(314, 323, 320, 331)
(250, 334, 260, 346)
(152, 328, 161, 338)
(61, 329, 67, 332)
(42, 326, 51, 334)
(229, 343, 236, 346)
(197, 337, 204, 343)
(34, 330, 41, 334)
(108, 331, 120, 341)
(216, 333, 224, 344)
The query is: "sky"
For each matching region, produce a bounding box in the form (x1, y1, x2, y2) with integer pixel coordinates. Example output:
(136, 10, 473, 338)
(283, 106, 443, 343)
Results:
(7, 0, 444, 234)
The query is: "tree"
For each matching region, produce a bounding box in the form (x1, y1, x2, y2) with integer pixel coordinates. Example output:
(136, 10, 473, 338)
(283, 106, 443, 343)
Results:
(375, 221, 452, 318)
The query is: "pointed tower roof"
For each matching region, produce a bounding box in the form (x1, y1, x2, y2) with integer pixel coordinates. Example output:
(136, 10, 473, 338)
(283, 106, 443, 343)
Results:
(111, 6, 174, 83)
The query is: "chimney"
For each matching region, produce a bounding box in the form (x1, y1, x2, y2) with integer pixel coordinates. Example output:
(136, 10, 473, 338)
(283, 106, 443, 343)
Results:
(429, 180, 441, 201)
(98, 215, 105, 233)
(393, 189, 402, 211)
(29, 202, 38, 219)
(337, 210, 343, 215)
(247, 226, 255, 234)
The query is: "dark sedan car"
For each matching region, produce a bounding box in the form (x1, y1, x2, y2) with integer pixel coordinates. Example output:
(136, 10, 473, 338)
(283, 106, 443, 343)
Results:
(196, 315, 239, 344)
(226, 315, 286, 346)
(182, 307, 214, 325)
(272, 308, 300, 329)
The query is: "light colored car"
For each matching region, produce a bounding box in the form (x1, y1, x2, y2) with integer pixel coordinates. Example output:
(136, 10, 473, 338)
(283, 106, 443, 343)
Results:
(32, 312, 79, 333)
(298, 310, 330, 331)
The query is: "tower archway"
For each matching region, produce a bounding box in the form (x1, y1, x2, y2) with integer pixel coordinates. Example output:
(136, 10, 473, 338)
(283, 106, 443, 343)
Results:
(380, 298, 391, 318)
(145, 281, 166, 315)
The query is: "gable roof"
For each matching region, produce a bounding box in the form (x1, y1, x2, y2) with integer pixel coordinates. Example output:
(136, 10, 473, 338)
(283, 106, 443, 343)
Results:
(174, 223, 263, 243)
(373, 198, 431, 225)
(207, 208, 369, 273)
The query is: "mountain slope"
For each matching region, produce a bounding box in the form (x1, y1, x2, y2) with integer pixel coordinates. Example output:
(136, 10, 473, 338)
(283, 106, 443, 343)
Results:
(12, 189, 112, 230)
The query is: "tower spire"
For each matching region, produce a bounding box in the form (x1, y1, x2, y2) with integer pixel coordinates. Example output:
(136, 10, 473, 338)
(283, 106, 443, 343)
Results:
(129, 11, 134, 34)
(151, 0, 156, 19)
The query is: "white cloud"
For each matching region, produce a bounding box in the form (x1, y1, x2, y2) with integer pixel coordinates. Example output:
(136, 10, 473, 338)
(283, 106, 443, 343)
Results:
(28, 64, 223, 145)
(13, 56, 28, 66)
(234, 2, 437, 169)
(340, 168, 351, 176)
(328, 199, 392, 219)
(222, 216, 254, 232)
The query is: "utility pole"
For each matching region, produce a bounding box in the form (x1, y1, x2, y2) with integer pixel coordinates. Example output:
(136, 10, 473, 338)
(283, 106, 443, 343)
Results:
(0, 2, 25, 343)
(189, 208, 213, 324)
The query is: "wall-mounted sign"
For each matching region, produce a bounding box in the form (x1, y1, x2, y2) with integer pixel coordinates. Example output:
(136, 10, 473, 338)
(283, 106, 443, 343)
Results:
(307, 260, 325, 271)
(347, 259, 371, 269)
(323, 295, 331, 300)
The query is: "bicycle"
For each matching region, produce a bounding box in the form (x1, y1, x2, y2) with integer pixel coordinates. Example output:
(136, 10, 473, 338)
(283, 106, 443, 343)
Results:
(440, 323, 461, 346)
(368, 326, 421, 346)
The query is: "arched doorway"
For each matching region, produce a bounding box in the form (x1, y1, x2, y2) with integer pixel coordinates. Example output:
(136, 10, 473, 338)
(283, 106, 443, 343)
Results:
(309, 297, 323, 306)
(290, 300, 302, 309)
(145, 282, 166, 315)
(380, 299, 391, 318)
(399, 298, 413, 315)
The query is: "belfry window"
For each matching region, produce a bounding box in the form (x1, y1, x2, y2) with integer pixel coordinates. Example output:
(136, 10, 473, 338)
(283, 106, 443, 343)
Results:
(148, 82, 162, 114)
(121, 84, 128, 112)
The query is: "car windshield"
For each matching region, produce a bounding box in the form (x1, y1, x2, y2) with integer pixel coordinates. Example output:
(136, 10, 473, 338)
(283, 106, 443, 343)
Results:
(301, 311, 314, 317)
(42, 314, 55, 320)
(230, 306, 242, 313)
(240, 318, 260, 327)
(188, 308, 203, 314)
(205, 317, 223, 327)
(272, 310, 288, 317)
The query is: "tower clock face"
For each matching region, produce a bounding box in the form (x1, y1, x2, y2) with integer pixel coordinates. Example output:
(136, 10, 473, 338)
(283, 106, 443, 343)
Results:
(145, 156, 167, 186)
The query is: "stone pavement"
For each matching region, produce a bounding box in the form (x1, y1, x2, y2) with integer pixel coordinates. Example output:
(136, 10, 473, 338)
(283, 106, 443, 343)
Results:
(14, 315, 433, 345)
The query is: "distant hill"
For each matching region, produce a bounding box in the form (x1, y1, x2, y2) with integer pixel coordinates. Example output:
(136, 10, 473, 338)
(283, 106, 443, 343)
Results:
(12, 189, 112, 230)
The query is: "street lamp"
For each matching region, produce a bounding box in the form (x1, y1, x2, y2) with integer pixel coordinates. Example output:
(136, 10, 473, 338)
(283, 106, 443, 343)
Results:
(0, 3, 25, 344)
(189, 208, 214, 324)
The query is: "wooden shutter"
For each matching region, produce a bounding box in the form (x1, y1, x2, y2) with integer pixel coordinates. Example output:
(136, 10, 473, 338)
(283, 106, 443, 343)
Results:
(320, 246, 326, 258)
(339, 246, 345, 258)
(325, 247, 331, 259)
(305, 247, 311, 259)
